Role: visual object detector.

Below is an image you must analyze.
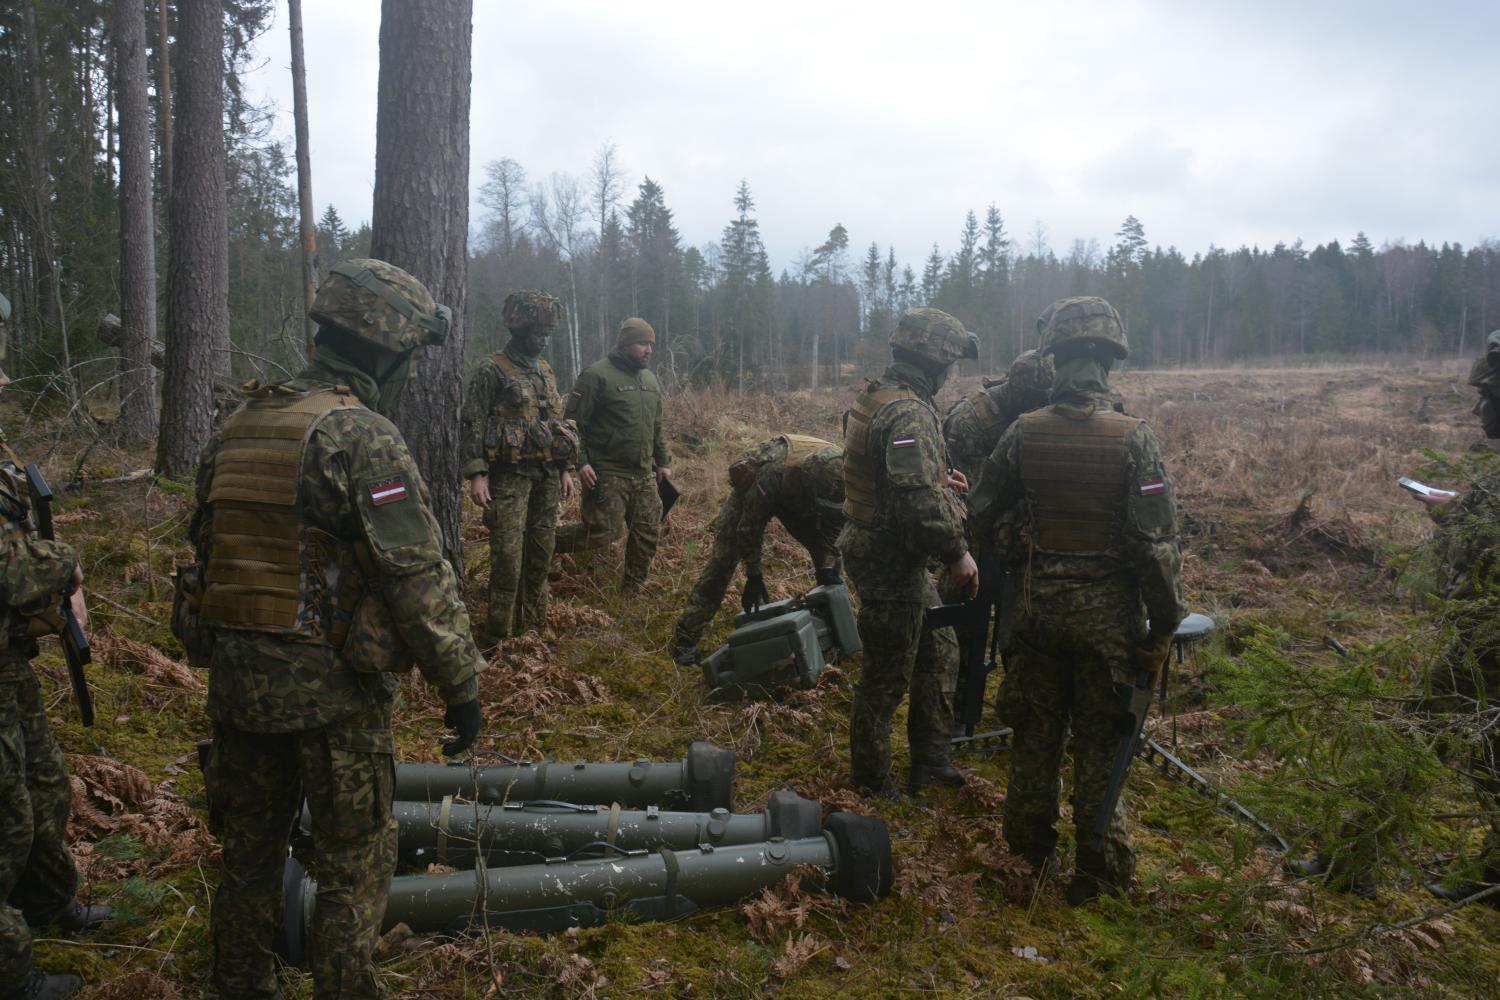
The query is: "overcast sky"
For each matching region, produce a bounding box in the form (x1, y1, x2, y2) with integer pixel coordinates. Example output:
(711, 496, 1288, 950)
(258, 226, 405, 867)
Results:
(241, 0, 1499, 274)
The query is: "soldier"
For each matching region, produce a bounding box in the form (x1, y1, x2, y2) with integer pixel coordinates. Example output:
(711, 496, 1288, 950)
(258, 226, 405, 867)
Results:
(841, 308, 979, 798)
(969, 296, 1184, 905)
(671, 435, 845, 665)
(554, 318, 672, 591)
(942, 349, 1054, 485)
(178, 260, 486, 999)
(1416, 329, 1500, 908)
(0, 292, 107, 1000)
(460, 290, 578, 643)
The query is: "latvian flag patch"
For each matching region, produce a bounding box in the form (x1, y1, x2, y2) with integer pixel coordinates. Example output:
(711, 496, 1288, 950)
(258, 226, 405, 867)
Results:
(1138, 477, 1166, 496)
(370, 480, 409, 505)
(892, 437, 917, 448)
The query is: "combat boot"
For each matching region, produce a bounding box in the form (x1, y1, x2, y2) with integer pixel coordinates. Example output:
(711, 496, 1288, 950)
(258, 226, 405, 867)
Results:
(672, 644, 699, 667)
(1067, 847, 1123, 907)
(6, 972, 83, 1000)
(906, 763, 966, 795)
(54, 900, 111, 933)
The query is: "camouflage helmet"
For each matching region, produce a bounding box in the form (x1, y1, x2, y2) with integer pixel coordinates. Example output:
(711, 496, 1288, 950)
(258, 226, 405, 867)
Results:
(1006, 349, 1054, 398)
(1039, 296, 1128, 360)
(502, 289, 563, 332)
(309, 258, 451, 353)
(1034, 299, 1063, 338)
(1467, 329, 1500, 392)
(891, 308, 979, 366)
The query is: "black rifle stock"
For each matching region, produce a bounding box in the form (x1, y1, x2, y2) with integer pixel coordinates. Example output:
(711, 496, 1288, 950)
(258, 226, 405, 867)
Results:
(924, 556, 1000, 738)
(1090, 659, 1158, 853)
(25, 464, 93, 727)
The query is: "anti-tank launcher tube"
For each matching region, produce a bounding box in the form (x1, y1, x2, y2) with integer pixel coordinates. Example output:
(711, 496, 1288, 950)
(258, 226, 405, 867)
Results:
(393, 740, 735, 811)
(291, 789, 824, 868)
(276, 812, 892, 961)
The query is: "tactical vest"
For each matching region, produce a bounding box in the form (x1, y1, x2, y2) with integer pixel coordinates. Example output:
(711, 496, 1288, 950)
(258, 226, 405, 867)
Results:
(1018, 404, 1140, 554)
(964, 377, 1007, 433)
(781, 433, 832, 469)
(485, 353, 561, 465)
(842, 383, 921, 526)
(200, 386, 364, 639)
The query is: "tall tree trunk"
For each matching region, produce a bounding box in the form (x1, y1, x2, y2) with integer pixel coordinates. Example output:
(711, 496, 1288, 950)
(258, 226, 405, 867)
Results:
(156, 0, 228, 476)
(21, 1, 58, 332)
(156, 0, 173, 204)
(113, 0, 160, 445)
(288, 0, 319, 357)
(370, 0, 472, 563)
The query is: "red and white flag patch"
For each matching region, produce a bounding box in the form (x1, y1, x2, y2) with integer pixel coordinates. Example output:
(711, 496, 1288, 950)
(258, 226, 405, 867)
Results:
(892, 437, 917, 448)
(370, 480, 409, 505)
(1138, 477, 1166, 496)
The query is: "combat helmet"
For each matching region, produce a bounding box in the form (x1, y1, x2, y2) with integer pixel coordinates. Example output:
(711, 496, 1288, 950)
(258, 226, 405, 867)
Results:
(1006, 349, 1054, 399)
(502, 289, 563, 332)
(309, 258, 451, 353)
(1467, 329, 1500, 392)
(1039, 296, 1128, 360)
(891, 308, 979, 366)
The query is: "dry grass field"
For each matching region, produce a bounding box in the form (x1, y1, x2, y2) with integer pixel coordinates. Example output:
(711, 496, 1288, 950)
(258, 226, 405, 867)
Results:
(12, 359, 1500, 998)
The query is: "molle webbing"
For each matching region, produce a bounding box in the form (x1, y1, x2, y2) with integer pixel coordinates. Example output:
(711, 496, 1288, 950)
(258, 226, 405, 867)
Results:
(967, 384, 1004, 432)
(780, 433, 833, 470)
(201, 387, 362, 631)
(841, 385, 917, 526)
(1019, 405, 1138, 553)
(493, 353, 555, 417)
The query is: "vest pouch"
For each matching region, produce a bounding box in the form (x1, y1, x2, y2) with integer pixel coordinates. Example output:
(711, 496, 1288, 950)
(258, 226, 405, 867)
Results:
(336, 591, 412, 674)
(171, 563, 216, 669)
(483, 415, 502, 463)
(499, 423, 526, 465)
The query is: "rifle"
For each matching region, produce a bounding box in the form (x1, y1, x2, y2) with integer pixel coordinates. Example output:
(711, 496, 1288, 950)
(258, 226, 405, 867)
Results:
(1090, 649, 1165, 854)
(26, 464, 94, 727)
(924, 555, 1001, 738)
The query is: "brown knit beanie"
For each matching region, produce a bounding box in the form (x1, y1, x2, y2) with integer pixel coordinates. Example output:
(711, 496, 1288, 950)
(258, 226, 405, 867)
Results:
(617, 317, 656, 347)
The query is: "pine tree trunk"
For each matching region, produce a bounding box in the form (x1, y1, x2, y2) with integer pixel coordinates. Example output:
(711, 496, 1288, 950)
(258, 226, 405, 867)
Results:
(156, 0, 173, 204)
(113, 0, 160, 445)
(156, 0, 228, 476)
(370, 0, 472, 564)
(21, 1, 58, 332)
(288, 0, 319, 357)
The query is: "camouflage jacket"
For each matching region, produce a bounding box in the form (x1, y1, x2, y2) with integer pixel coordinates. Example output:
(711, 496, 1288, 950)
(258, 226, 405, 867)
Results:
(944, 379, 1049, 484)
(733, 441, 844, 575)
(0, 461, 77, 681)
(839, 363, 967, 601)
(460, 342, 573, 480)
(189, 355, 483, 733)
(968, 387, 1185, 640)
(565, 351, 669, 478)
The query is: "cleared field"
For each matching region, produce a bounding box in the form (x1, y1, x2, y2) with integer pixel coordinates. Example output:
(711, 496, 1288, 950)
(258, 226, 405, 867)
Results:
(16, 361, 1500, 998)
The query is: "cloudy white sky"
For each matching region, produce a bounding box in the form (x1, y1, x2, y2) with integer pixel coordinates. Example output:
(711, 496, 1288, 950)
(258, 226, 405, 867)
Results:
(242, 0, 1499, 273)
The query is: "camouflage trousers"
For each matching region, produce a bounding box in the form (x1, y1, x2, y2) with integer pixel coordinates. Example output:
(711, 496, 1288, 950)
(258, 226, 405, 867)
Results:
(847, 579, 958, 792)
(998, 632, 1132, 887)
(554, 472, 662, 590)
(0, 664, 78, 993)
(482, 468, 560, 641)
(673, 489, 748, 649)
(208, 702, 397, 1000)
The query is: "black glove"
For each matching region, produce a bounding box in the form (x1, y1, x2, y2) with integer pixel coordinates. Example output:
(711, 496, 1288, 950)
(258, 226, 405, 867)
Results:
(441, 699, 483, 757)
(741, 574, 769, 614)
(815, 566, 841, 587)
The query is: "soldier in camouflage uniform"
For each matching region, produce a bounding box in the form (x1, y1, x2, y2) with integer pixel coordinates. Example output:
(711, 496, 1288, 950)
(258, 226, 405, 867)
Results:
(1418, 329, 1500, 908)
(554, 318, 672, 591)
(943, 350, 1054, 485)
(178, 261, 486, 1000)
(0, 293, 104, 1000)
(671, 435, 845, 665)
(460, 290, 578, 642)
(969, 296, 1184, 905)
(841, 308, 979, 798)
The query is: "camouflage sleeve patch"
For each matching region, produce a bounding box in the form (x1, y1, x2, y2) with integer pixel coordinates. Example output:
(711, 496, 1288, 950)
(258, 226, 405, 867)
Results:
(357, 468, 442, 566)
(882, 402, 942, 488)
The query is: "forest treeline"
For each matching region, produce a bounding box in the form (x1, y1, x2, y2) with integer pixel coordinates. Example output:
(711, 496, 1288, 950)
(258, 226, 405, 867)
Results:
(3, 0, 1499, 412)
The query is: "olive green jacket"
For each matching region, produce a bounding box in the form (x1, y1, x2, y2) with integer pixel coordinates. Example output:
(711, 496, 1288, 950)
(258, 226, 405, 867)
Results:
(565, 350, 669, 478)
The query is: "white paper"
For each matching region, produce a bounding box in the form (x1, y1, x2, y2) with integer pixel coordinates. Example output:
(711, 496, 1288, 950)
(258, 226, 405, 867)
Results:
(1398, 476, 1456, 499)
